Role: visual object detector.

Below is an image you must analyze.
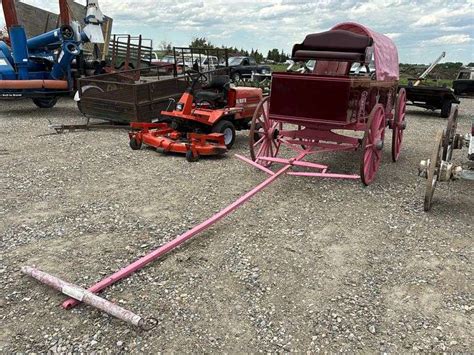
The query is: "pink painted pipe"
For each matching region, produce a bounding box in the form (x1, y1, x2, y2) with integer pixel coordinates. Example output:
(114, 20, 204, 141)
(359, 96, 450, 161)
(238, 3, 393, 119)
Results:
(22, 266, 155, 329)
(62, 154, 303, 309)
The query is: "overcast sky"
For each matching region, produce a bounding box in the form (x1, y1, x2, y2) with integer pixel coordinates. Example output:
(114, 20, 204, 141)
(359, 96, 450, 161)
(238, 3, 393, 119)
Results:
(1, 0, 473, 64)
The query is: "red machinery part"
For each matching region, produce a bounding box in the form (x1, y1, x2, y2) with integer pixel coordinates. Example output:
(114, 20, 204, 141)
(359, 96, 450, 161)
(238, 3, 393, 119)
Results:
(129, 122, 227, 159)
(0, 80, 69, 90)
(58, 0, 71, 25)
(2, 0, 19, 29)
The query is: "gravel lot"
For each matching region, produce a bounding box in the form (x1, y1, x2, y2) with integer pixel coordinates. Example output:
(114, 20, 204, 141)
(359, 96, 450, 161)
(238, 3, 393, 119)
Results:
(1, 98, 472, 352)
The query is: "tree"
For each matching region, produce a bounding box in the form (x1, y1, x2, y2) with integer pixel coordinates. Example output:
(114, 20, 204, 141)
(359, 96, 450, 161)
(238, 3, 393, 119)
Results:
(159, 40, 172, 54)
(267, 48, 288, 63)
(190, 37, 214, 49)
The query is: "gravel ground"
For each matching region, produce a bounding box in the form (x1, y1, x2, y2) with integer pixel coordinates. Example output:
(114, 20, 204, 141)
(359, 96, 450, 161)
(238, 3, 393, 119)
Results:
(1, 98, 472, 352)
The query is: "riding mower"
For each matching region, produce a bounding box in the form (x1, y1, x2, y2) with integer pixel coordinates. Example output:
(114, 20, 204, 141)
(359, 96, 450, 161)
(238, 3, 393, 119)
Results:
(128, 70, 263, 161)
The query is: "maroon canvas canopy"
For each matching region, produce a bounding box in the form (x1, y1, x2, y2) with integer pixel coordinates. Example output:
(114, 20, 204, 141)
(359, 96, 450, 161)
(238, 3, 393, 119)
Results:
(332, 22, 399, 81)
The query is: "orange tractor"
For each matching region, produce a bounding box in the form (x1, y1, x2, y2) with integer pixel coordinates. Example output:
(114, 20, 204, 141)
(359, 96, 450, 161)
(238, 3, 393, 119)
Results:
(129, 71, 262, 161)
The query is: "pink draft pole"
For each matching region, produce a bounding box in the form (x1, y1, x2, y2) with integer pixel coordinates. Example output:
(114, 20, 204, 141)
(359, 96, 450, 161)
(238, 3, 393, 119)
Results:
(22, 266, 156, 329)
(62, 155, 304, 310)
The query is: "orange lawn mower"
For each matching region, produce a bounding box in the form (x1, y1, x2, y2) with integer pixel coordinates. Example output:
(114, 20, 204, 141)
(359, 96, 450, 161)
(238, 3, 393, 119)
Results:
(128, 70, 263, 161)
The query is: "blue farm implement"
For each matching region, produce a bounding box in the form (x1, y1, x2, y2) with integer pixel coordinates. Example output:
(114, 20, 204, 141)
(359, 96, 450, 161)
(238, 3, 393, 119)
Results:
(0, 0, 104, 108)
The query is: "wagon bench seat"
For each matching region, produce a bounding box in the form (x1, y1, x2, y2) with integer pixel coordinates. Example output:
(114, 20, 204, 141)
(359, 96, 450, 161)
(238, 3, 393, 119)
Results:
(292, 29, 372, 62)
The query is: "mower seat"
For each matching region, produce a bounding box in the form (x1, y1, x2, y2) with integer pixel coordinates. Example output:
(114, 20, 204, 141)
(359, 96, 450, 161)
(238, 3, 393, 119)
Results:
(195, 75, 230, 107)
(195, 91, 223, 102)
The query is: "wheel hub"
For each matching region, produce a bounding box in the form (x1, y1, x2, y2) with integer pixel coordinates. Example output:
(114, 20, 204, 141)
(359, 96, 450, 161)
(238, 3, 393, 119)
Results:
(272, 128, 279, 140)
(375, 140, 384, 150)
(223, 127, 233, 145)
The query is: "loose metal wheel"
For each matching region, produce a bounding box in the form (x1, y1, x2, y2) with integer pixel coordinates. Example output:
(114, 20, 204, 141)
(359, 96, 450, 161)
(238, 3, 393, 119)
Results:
(392, 88, 407, 162)
(360, 104, 386, 186)
(424, 130, 443, 211)
(442, 105, 458, 161)
(249, 96, 281, 167)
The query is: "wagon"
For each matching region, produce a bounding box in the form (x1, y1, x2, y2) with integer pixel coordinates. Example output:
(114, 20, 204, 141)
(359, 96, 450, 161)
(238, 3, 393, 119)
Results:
(248, 22, 406, 185)
(25, 23, 410, 324)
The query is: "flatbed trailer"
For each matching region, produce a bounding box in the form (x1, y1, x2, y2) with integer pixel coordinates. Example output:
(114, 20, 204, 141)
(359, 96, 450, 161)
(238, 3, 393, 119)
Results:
(400, 84, 460, 118)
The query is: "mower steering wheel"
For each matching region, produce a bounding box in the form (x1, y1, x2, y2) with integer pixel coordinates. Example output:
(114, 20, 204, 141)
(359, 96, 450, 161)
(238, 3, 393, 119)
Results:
(185, 70, 207, 94)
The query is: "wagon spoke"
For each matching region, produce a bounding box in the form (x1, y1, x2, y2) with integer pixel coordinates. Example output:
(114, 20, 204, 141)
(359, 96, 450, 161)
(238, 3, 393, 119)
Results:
(268, 140, 274, 157)
(253, 135, 265, 147)
(272, 138, 279, 152)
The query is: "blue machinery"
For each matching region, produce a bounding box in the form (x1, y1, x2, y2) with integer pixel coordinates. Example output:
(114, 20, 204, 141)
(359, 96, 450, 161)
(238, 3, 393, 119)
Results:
(0, 25, 81, 104)
(0, 0, 104, 108)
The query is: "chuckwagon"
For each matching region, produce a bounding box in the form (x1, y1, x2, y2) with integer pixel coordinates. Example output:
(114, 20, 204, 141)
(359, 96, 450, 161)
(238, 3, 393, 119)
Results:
(248, 22, 407, 185)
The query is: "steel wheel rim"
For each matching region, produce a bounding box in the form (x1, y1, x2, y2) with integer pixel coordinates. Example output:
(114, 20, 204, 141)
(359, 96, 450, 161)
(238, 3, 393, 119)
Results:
(442, 105, 458, 161)
(392, 88, 407, 162)
(249, 96, 281, 167)
(424, 130, 443, 211)
(361, 105, 385, 185)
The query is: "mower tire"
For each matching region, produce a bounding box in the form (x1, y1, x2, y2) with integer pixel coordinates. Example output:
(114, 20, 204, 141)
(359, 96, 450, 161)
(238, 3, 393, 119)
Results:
(129, 137, 142, 150)
(212, 120, 236, 149)
(186, 150, 199, 162)
(32, 97, 58, 108)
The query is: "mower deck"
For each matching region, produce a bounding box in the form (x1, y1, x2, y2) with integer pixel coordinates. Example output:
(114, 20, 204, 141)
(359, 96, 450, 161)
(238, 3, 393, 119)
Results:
(129, 122, 227, 161)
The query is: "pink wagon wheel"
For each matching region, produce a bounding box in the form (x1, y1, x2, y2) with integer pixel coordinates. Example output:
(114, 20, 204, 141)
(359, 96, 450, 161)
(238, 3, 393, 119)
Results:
(360, 104, 386, 186)
(391, 88, 407, 162)
(249, 96, 281, 167)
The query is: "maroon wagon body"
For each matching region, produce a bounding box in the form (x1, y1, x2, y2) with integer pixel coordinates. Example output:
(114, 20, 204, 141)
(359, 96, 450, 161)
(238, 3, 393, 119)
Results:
(268, 22, 399, 129)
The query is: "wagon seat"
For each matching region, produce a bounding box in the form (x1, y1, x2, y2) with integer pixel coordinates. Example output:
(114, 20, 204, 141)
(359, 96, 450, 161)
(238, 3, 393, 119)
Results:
(268, 30, 375, 126)
(292, 29, 373, 76)
(195, 75, 231, 108)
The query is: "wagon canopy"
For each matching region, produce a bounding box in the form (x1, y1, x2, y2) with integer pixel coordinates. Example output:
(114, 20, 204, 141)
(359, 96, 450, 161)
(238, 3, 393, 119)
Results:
(331, 22, 399, 81)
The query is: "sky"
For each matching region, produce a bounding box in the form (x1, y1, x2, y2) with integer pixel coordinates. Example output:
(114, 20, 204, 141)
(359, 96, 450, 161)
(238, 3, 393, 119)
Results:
(1, 0, 473, 64)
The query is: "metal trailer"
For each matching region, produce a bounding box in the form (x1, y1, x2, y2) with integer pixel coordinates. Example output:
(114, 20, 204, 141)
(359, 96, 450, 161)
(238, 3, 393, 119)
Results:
(401, 85, 460, 118)
(76, 67, 190, 123)
(76, 47, 230, 124)
(400, 52, 461, 118)
(108, 34, 152, 71)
